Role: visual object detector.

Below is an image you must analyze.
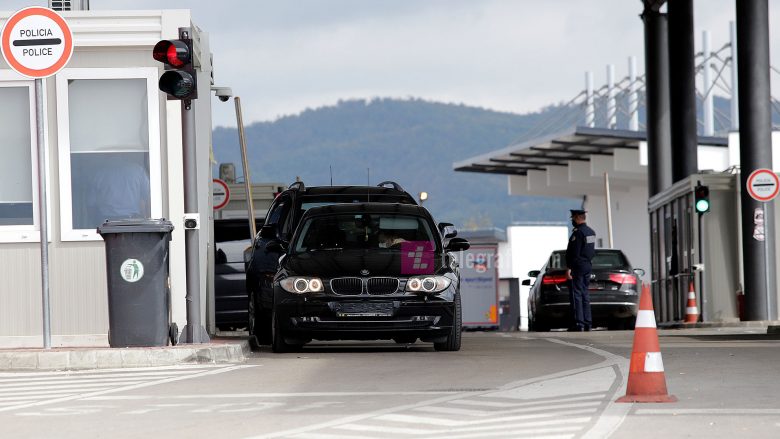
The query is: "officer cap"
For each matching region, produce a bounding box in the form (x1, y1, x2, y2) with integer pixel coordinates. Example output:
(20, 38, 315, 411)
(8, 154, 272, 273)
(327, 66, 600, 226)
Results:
(570, 209, 587, 217)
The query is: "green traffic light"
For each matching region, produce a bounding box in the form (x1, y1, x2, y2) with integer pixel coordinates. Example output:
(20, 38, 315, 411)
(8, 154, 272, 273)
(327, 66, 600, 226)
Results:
(695, 199, 710, 213)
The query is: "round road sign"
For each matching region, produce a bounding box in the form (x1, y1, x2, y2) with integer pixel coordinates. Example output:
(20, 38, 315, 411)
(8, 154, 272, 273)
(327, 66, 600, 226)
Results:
(1, 7, 74, 78)
(747, 168, 780, 202)
(213, 178, 230, 210)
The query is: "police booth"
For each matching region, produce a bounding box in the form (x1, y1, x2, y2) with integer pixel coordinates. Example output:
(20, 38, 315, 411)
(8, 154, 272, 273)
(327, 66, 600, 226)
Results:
(648, 171, 780, 324)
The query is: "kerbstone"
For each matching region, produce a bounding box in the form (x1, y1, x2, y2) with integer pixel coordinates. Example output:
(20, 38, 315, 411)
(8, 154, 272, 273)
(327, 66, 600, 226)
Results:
(95, 349, 123, 369)
(8, 352, 38, 370)
(69, 350, 98, 370)
(37, 351, 69, 370)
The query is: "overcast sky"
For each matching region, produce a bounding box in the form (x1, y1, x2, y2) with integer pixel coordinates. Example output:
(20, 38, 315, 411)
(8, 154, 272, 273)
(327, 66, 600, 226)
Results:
(3, 0, 779, 127)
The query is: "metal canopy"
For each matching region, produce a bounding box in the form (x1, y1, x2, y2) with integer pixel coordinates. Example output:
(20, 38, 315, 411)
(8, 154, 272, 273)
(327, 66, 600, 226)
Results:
(453, 126, 727, 177)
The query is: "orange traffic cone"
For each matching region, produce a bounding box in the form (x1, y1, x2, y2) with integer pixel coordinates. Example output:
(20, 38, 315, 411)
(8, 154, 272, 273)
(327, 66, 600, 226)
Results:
(684, 281, 699, 324)
(617, 283, 677, 403)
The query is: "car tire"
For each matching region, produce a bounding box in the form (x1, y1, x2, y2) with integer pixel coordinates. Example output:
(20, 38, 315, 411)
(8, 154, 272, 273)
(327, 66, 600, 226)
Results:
(247, 292, 261, 350)
(271, 309, 299, 353)
(434, 294, 462, 352)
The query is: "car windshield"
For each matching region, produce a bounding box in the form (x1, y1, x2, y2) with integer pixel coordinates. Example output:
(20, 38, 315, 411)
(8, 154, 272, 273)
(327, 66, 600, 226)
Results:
(293, 213, 436, 253)
(548, 250, 629, 270)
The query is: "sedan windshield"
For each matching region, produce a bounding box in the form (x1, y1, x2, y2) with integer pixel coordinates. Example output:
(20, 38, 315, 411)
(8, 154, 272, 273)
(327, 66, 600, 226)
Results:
(293, 214, 436, 253)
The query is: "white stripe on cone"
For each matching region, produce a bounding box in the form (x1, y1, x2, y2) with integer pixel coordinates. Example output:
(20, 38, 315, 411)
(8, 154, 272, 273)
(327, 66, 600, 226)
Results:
(688, 292, 696, 299)
(635, 310, 657, 328)
(644, 352, 665, 372)
(686, 307, 698, 314)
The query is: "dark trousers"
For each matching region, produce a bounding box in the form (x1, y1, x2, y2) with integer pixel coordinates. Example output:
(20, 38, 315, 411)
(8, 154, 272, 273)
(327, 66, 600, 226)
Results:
(568, 273, 592, 329)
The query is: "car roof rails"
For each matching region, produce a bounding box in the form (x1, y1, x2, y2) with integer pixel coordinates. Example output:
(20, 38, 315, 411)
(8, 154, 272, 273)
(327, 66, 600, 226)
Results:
(288, 181, 306, 191)
(376, 181, 405, 192)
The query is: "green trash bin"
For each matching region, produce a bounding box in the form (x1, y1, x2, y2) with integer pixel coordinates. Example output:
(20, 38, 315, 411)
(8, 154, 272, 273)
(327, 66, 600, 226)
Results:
(97, 219, 176, 347)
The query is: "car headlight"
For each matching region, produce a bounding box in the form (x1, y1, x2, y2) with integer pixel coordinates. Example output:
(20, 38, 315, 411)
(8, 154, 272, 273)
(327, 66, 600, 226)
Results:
(280, 277, 324, 294)
(405, 276, 451, 293)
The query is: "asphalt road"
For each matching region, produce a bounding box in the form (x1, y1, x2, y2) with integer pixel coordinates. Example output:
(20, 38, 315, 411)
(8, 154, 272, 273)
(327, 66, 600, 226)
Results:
(2, 329, 780, 438)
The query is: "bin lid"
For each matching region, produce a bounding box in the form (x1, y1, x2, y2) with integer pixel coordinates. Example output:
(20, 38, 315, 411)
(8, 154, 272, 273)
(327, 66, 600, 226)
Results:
(97, 218, 174, 235)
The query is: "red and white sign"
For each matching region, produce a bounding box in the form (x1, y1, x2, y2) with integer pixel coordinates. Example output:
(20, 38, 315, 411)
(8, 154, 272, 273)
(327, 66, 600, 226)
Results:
(1, 7, 73, 78)
(213, 178, 230, 210)
(747, 168, 780, 202)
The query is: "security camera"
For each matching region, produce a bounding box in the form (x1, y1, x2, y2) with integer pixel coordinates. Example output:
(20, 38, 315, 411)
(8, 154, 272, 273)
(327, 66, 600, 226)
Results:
(211, 86, 233, 102)
(183, 213, 200, 230)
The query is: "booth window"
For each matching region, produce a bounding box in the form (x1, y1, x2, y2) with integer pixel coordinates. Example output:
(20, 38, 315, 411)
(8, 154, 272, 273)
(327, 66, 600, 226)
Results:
(57, 68, 161, 241)
(0, 77, 42, 243)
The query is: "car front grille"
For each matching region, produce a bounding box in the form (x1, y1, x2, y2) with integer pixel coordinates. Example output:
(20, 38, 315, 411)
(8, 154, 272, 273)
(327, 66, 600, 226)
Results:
(329, 277, 400, 295)
(330, 277, 363, 295)
(367, 277, 399, 295)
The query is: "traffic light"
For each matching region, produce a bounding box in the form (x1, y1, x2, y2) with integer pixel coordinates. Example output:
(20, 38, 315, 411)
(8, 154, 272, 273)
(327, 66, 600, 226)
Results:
(153, 38, 197, 100)
(694, 183, 710, 214)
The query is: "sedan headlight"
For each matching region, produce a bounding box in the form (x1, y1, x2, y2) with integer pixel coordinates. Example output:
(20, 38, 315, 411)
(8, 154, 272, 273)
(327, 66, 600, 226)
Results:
(406, 276, 451, 293)
(280, 276, 324, 294)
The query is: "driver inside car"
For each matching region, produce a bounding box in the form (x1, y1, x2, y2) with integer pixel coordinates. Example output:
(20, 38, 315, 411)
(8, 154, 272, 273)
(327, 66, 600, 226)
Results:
(377, 230, 406, 248)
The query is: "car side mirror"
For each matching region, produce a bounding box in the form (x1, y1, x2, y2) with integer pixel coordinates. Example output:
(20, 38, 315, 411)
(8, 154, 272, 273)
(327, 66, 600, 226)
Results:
(266, 240, 287, 254)
(528, 270, 540, 278)
(521, 279, 531, 286)
(259, 224, 277, 240)
(634, 268, 646, 277)
(445, 237, 470, 252)
(438, 222, 457, 239)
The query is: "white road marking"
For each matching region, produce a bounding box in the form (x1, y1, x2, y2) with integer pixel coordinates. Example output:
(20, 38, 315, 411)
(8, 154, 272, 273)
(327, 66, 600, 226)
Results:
(453, 394, 604, 408)
(429, 427, 580, 439)
(292, 433, 380, 439)
(82, 391, 462, 401)
(635, 408, 780, 415)
(243, 337, 629, 439)
(0, 364, 254, 413)
(0, 370, 203, 384)
(0, 381, 145, 392)
(417, 400, 601, 417)
(0, 363, 229, 378)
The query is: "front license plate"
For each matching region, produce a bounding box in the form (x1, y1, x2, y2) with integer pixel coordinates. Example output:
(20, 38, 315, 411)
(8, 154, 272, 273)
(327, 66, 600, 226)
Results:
(335, 302, 394, 317)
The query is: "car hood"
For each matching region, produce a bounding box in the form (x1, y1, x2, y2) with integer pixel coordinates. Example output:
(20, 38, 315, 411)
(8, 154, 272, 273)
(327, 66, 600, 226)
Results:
(284, 249, 443, 277)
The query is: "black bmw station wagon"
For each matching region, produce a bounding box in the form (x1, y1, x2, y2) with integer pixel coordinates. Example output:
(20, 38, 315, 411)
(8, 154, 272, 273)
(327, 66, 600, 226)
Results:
(257, 203, 470, 352)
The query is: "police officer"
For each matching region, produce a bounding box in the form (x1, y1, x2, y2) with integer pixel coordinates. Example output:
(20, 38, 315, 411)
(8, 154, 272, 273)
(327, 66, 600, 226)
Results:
(565, 209, 596, 331)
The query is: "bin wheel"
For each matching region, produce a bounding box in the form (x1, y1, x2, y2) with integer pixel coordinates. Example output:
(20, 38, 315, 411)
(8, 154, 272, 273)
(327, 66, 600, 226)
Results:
(169, 323, 179, 346)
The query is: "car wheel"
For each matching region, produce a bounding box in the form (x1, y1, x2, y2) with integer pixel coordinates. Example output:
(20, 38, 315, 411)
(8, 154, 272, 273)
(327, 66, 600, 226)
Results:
(247, 293, 261, 350)
(271, 308, 299, 353)
(434, 293, 462, 352)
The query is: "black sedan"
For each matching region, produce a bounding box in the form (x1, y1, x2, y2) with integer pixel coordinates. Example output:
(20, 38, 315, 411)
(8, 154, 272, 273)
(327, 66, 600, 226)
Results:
(251, 203, 470, 353)
(524, 249, 645, 331)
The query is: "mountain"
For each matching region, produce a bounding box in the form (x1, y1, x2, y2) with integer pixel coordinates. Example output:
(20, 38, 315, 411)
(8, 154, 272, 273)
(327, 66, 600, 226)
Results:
(211, 98, 582, 230)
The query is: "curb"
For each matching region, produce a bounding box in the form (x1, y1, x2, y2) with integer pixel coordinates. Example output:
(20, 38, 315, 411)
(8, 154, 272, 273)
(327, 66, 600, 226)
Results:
(0, 340, 250, 371)
(659, 320, 780, 330)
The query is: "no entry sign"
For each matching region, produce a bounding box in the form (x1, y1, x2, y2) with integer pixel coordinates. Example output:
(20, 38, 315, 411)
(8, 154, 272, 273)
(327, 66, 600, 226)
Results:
(747, 168, 780, 202)
(213, 179, 230, 211)
(1, 7, 73, 78)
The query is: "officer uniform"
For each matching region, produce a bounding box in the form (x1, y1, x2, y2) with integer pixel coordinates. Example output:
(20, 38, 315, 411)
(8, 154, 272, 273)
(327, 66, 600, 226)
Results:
(565, 209, 596, 331)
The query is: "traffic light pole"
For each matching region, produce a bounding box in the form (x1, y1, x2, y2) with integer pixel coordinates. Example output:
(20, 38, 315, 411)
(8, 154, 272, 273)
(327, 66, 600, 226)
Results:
(179, 99, 210, 344)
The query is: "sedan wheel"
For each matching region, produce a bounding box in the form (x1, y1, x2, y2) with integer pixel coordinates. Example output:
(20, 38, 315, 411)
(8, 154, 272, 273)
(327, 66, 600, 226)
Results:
(434, 294, 462, 352)
(271, 309, 300, 353)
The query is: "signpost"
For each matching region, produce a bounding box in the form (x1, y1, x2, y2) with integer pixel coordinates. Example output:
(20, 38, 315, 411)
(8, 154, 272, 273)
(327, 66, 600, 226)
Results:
(1, 7, 73, 349)
(747, 168, 779, 320)
(212, 178, 230, 211)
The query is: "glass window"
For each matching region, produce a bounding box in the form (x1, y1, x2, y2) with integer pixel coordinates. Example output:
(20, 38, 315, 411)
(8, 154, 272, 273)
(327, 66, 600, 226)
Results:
(549, 250, 628, 269)
(0, 86, 34, 226)
(67, 78, 151, 229)
(293, 214, 436, 253)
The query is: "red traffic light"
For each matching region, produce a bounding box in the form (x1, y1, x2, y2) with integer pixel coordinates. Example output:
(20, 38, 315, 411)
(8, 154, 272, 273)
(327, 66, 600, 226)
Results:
(153, 40, 191, 67)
